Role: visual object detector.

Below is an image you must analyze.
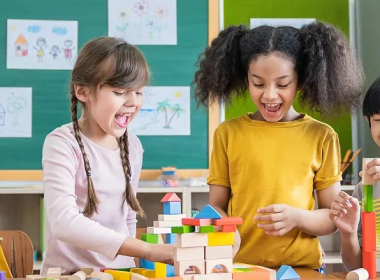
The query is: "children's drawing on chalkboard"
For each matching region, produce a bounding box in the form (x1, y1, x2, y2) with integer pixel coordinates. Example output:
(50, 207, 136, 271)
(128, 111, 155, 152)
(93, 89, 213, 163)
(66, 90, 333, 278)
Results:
(62, 40, 75, 62)
(50, 45, 61, 60)
(14, 34, 28, 57)
(34, 37, 47, 62)
(250, 18, 315, 29)
(0, 103, 5, 126)
(7, 19, 78, 70)
(0, 87, 32, 137)
(129, 86, 190, 135)
(108, 0, 177, 45)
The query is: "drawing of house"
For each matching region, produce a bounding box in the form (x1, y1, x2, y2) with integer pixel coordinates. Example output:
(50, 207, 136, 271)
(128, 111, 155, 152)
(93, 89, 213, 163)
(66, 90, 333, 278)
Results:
(0, 103, 5, 126)
(14, 34, 28, 57)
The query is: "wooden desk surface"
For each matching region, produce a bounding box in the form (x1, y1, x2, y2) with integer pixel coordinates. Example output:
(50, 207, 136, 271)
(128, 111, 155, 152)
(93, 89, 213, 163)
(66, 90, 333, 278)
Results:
(330, 272, 380, 279)
(10, 268, 342, 279)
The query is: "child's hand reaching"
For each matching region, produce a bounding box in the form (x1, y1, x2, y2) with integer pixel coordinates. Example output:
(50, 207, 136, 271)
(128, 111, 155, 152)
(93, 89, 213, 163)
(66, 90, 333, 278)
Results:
(254, 204, 300, 236)
(329, 191, 360, 235)
(359, 158, 380, 182)
(145, 243, 174, 265)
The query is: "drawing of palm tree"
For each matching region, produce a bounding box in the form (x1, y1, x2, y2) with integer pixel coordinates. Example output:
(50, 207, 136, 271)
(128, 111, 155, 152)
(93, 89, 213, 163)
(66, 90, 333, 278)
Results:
(6, 92, 27, 126)
(157, 99, 171, 127)
(165, 104, 184, 129)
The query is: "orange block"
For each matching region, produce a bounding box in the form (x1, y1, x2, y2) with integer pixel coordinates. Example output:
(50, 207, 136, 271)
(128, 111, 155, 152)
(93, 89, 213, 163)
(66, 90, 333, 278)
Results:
(362, 212, 376, 252)
(363, 251, 376, 279)
(233, 271, 270, 280)
(220, 225, 237, 232)
(182, 218, 212, 226)
(213, 217, 243, 226)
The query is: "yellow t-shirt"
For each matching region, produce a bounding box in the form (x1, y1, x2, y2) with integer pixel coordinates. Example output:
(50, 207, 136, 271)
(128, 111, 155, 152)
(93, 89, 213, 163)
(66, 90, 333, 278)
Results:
(208, 113, 342, 269)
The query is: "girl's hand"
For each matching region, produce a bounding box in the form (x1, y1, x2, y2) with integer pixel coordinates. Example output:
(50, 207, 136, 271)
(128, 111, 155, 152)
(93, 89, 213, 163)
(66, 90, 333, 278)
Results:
(329, 191, 360, 235)
(254, 204, 299, 236)
(145, 243, 174, 265)
(233, 230, 241, 257)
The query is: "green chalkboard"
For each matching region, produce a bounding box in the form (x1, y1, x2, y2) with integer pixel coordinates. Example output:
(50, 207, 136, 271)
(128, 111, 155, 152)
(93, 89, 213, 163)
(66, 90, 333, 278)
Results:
(0, 1, 209, 170)
(223, 0, 352, 160)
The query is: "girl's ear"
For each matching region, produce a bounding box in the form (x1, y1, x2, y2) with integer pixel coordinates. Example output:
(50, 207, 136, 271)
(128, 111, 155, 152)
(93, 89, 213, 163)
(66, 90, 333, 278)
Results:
(74, 85, 90, 103)
(365, 116, 369, 123)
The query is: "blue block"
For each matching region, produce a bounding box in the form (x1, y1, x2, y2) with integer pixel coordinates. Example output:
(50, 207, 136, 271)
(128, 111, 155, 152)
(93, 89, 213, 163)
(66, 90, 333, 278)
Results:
(165, 233, 177, 244)
(163, 201, 181, 215)
(276, 265, 300, 280)
(195, 204, 222, 219)
(166, 264, 175, 277)
(143, 259, 155, 270)
(138, 258, 144, 268)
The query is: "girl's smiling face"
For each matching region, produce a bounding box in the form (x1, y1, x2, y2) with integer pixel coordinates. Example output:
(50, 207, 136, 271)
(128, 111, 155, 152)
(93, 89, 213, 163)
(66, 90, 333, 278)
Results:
(248, 52, 299, 122)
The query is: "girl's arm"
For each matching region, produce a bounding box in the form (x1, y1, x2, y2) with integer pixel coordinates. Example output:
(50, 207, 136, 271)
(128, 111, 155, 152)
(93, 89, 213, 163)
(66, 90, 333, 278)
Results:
(296, 181, 340, 236)
(209, 185, 231, 217)
(340, 233, 362, 271)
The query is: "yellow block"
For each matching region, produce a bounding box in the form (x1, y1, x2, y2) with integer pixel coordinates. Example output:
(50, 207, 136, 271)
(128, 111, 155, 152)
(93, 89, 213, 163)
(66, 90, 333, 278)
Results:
(130, 268, 146, 275)
(154, 262, 166, 278)
(104, 270, 131, 280)
(142, 269, 156, 278)
(207, 232, 234, 246)
(0, 245, 12, 278)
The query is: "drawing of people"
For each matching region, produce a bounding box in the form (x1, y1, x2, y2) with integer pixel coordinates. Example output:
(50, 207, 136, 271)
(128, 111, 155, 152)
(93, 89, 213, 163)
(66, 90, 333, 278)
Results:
(33, 37, 47, 62)
(49, 45, 61, 60)
(62, 40, 75, 62)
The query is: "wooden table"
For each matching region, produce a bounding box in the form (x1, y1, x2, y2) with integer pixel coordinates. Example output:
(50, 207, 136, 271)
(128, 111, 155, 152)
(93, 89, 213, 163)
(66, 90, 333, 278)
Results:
(330, 272, 380, 279)
(9, 268, 343, 279)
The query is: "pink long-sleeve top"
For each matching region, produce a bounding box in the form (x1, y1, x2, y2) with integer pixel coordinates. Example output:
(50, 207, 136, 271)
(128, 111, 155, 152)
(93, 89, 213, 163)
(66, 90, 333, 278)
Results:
(41, 123, 143, 275)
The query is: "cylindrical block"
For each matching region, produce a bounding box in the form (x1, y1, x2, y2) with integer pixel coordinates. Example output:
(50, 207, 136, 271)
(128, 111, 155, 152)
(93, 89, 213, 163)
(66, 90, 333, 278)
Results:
(363, 251, 376, 279)
(90, 271, 114, 280)
(362, 211, 376, 251)
(346, 268, 369, 280)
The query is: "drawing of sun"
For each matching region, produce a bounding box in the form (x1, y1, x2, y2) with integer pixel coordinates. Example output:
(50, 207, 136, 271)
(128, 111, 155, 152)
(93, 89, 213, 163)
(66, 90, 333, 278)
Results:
(174, 91, 182, 98)
(11, 25, 17, 31)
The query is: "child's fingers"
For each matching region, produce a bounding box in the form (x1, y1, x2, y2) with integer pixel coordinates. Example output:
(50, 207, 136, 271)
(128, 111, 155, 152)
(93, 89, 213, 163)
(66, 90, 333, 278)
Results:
(254, 212, 282, 222)
(367, 158, 380, 169)
(257, 204, 284, 214)
(257, 221, 285, 231)
(338, 191, 351, 201)
(329, 209, 343, 220)
(331, 201, 347, 213)
(348, 196, 360, 212)
(367, 165, 380, 177)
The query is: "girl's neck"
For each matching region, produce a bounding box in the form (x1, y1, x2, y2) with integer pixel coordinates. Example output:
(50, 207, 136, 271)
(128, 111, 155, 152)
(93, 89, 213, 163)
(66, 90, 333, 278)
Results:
(78, 114, 119, 151)
(250, 106, 302, 122)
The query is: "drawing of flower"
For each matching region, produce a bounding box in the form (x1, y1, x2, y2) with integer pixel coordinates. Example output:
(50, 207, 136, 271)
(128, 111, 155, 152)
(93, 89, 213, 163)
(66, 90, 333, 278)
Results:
(146, 17, 157, 30)
(133, 1, 149, 16)
(155, 5, 168, 19)
(119, 10, 130, 20)
(6, 92, 27, 127)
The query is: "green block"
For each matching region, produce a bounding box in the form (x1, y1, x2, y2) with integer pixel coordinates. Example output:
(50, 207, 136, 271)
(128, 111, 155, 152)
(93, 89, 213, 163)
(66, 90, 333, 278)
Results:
(141, 233, 158, 244)
(199, 225, 215, 233)
(172, 225, 195, 234)
(364, 185, 374, 212)
(115, 268, 132, 271)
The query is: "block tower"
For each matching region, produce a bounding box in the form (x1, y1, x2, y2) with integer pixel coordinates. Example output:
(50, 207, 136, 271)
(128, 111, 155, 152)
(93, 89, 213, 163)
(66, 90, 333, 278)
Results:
(362, 158, 377, 279)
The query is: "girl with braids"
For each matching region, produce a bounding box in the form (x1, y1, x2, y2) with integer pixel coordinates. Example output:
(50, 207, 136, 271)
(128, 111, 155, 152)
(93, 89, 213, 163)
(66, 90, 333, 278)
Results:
(193, 21, 364, 270)
(41, 37, 173, 275)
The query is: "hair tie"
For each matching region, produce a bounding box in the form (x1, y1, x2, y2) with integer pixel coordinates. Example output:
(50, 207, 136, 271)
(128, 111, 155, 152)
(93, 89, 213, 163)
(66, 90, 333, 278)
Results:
(87, 172, 92, 177)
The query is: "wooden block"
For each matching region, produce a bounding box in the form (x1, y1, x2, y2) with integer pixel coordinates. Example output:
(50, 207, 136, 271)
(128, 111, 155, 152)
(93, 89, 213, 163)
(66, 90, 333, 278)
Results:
(205, 246, 233, 260)
(155, 262, 167, 278)
(172, 225, 195, 234)
(163, 201, 181, 215)
(174, 246, 205, 261)
(363, 251, 376, 279)
(131, 273, 148, 280)
(220, 225, 236, 232)
(362, 211, 376, 251)
(154, 220, 183, 228)
(213, 217, 243, 226)
(158, 234, 164, 244)
(147, 227, 172, 234)
(199, 225, 215, 233)
(165, 233, 177, 244)
(161, 193, 181, 202)
(205, 259, 233, 274)
(81, 268, 94, 275)
(158, 214, 186, 221)
(129, 268, 145, 274)
(89, 272, 113, 280)
(60, 276, 71, 280)
(103, 270, 131, 280)
(364, 185, 374, 212)
(141, 233, 159, 243)
(26, 275, 45, 280)
(347, 268, 369, 280)
(193, 274, 233, 280)
(363, 158, 376, 185)
(100, 268, 113, 273)
(176, 232, 208, 247)
(207, 232, 234, 246)
(182, 218, 212, 226)
(174, 260, 205, 275)
(68, 271, 86, 280)
(47, 268, 61, 279)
